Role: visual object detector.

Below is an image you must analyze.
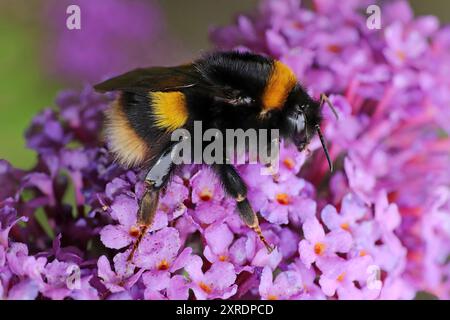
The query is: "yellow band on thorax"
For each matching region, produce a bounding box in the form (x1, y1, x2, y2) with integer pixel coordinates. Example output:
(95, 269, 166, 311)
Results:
(262, 61, 297, 111)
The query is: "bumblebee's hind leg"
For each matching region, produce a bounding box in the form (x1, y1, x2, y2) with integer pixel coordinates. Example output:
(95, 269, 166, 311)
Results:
(127, 185, 160, 262)
(127, 144, 176, 262)
(214, 164, 273, 253)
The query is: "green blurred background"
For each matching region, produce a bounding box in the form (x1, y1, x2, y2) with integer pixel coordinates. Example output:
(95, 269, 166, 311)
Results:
(0, 0, 449, 170)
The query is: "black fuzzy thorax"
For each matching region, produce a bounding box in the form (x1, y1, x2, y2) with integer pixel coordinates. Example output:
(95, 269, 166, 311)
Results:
(194, 51, 273, 105)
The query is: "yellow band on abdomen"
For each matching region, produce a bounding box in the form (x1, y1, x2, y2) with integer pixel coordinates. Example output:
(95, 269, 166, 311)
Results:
(150, 91, 188, 131)
(105, 99, 149, 168)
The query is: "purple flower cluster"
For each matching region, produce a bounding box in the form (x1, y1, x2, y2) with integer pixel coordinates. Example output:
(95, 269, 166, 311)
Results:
(212, 0, 450, 298)
(1, 0, 449, 300)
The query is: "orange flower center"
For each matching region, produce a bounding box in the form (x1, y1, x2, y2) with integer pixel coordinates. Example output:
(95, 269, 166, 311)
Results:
(314, 242, 326, 255)
(159, 204, 169, 213)
(359, 250, 367, 257)
(199, 282, 212, 294)
(340, 222, 350, 231)
(129, 226, 140, 238)
(199, 188, 213, 201)
(292, 21, 304, 30)
(401, 206, 422, 217)
(283, 157, 296, 169)
(396, 50, 406, 61)
(407, 250, 422, 262)
(327, 44, 342, 53)
(219, 255, 228, 262)
(157, 259, 170, 270)
(337, 272, 346, 282)
(387, 191, 398, 203)
(276, 193, 290, 205)
(267, 294, 278, 300)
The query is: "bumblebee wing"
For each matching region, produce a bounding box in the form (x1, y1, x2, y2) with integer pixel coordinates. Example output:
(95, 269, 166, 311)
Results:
(93, 64, 200, 93)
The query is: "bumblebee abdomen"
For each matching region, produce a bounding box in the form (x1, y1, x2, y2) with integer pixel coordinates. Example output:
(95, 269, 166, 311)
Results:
(105, 91, 189, 168)
(149, 91, 189, 131)
(104, 97, 150, 168)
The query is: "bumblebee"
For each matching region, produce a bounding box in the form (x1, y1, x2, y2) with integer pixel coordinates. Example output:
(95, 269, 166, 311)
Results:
(94, 51, 336, 261)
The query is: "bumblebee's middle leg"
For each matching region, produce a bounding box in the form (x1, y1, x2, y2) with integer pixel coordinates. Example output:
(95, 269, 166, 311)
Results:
(127, 144, 176, 262)
(214, 164, 273, 252)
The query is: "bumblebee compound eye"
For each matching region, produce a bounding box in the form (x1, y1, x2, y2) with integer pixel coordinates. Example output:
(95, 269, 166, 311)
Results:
(296, 112, 305, 133)
(286, 111, 307, 150)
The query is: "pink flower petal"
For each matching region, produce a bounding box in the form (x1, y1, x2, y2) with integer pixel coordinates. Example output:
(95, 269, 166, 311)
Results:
(325, 230, 353, 253)
(134, 228, 181, 270)
(321, 205, 341, 230)
(110, 195, 138, 227)
(229, 237, 248, 265)
(259, 267, 273, 298)
(319, 276, 338, 297)
(184, 255, 204, 283)
(100, 225, 133, 249)
(205, 261, 237, 291)
(170, 247, 193, 273)
(142, 271, 170, 291)
(167, 275, 190, 300)
(204, 223, 234, 257)
(278, 271, 303, 297)
(302, 218, 325, 243)
(298, 240, 316, 268)
(251, 247, 282, 270)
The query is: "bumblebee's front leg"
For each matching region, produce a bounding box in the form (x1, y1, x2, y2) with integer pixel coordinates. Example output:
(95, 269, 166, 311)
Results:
(127, 145, 175, 262)
(214, 164, 273, 253)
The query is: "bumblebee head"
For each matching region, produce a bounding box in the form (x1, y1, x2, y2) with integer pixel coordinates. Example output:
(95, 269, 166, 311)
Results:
(283, 89, 337, 171)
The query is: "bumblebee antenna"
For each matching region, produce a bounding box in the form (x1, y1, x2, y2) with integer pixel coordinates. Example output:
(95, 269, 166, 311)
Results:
(316, 124, 333, 172)
(320, 93, 339, 120)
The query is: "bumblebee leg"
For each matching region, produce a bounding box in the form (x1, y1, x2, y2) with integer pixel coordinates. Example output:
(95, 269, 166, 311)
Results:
(214, 164, 273, 253)
(127, 145, 175, 262)
(127, 184, 160, 262)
